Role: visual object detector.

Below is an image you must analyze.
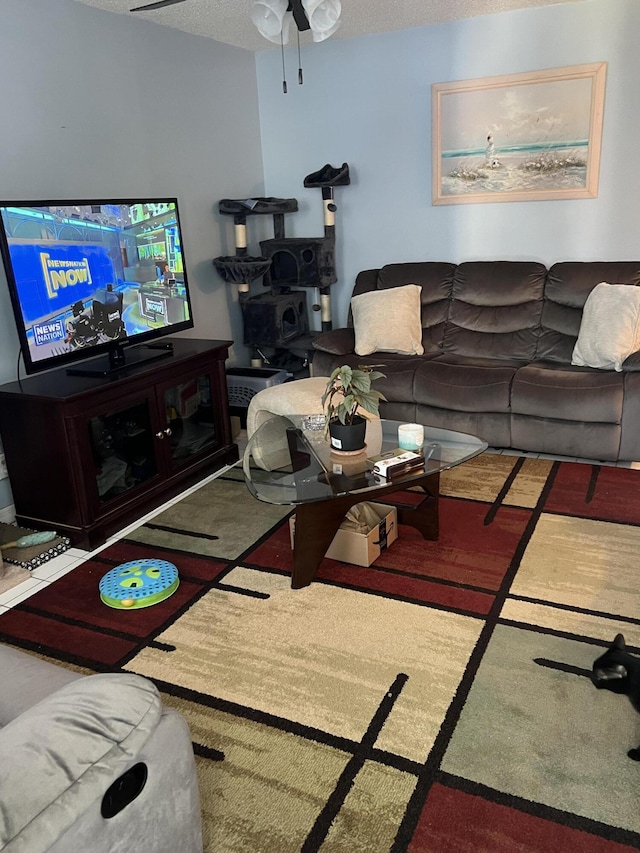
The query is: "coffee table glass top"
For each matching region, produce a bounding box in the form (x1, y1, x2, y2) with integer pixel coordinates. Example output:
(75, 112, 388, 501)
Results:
(243, 416, 487, 506)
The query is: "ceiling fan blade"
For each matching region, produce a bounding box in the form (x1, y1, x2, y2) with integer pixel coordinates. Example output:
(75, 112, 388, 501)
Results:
(130, 0, 187, 11)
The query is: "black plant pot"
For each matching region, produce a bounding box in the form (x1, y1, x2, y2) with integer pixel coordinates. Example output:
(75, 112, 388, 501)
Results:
(328, 416, 367, 452)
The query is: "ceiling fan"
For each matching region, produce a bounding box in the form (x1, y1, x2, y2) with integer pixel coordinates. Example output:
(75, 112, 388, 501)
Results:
(128, 0, 312, 30)
(129, 0, 337, 41)
(130, 0, 341, 91)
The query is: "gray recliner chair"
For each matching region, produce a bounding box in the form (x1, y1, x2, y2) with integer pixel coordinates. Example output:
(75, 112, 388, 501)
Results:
(0, 643, 203, 853)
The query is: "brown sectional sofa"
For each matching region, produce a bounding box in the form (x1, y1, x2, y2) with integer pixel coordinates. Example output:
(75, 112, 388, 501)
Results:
(311, 261, 640, 461)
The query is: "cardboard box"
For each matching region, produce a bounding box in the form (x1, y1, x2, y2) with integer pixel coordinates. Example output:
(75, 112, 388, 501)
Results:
(289, 502, 398, 567)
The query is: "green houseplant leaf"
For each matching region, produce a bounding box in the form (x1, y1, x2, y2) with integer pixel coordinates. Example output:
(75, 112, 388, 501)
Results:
(322, 364, 386, 427)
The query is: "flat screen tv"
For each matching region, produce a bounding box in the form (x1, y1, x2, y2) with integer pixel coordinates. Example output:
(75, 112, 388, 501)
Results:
(0, 198, 194, 377)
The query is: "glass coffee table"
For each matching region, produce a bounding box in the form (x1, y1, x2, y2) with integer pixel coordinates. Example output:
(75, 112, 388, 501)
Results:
(243, 416, 487, 589)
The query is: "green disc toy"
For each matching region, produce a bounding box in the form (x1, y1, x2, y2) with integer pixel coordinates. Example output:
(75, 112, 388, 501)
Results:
(99, 559, 179, 609)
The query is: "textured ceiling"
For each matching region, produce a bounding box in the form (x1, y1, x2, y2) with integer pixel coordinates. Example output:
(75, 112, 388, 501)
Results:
(70, 0, 587, 52)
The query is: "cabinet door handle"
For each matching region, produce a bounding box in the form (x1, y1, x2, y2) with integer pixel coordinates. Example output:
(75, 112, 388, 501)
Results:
(164, 427, 172, 437)
(155, 431, 165, 439)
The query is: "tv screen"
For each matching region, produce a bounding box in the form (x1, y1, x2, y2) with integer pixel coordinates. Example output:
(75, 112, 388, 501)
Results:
(0, 198, 194, 376)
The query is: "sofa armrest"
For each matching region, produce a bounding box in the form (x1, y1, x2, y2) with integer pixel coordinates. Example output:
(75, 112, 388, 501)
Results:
(47, 707, 203, 853)
(313, 327, 355, 356)
(0, 673, 161, 853)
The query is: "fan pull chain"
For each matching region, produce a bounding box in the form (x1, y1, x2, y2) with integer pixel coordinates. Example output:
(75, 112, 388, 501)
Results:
(297, 28, 303, 84)
(281, 29, 287, 93)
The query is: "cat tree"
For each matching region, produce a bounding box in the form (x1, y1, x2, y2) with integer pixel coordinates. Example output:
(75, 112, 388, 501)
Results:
(213, 162, 350, 368)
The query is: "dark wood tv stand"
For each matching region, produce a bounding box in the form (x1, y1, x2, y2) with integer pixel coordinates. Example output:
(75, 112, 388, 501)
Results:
(0, 338, 239, 550)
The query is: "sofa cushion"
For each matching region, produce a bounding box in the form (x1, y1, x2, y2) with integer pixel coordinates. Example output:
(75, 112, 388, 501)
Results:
(536, 262, 640, 363)
(351, 284, 424, 356)
(413, 354, 520, 413)
(312, 327, 355, 356)
(415, 405, 512, 449)
(350, 263, 456, 351)
(571, 282, 640, 371)
(377, 262, 455, 351)
(442, 261, 546, 360)
(511, 415, 621, 461)
(511, 361, 624, 423)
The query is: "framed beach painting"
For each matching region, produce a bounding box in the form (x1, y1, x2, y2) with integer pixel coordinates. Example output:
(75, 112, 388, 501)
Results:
(432, 62, 607, 205)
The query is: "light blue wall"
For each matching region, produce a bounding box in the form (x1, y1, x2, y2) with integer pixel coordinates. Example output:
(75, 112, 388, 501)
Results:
(256, 0, 640, 329)
(0, 0, 265, 510)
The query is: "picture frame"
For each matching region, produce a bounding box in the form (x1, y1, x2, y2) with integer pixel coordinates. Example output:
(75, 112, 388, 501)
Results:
(431, 62, 607, 206)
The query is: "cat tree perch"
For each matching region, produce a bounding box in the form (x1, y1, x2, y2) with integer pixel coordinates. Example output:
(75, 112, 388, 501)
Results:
(213, 163, 350, 368)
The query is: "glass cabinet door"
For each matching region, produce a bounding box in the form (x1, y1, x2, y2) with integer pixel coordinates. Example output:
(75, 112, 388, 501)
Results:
(89, 401, 158, 503)
(163, 373, 218, 467)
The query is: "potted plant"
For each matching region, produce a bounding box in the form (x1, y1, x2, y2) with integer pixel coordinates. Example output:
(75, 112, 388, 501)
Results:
(321, 364, 386, 452)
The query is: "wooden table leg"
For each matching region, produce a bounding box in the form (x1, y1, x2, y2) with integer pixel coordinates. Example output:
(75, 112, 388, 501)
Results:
(395, 470, 440, 541)
(291, 495, 359, 588)
(290, 470, 441, 589)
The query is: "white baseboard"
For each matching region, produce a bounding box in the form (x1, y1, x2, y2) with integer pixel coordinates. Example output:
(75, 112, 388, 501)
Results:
(0, 504, 16, 524)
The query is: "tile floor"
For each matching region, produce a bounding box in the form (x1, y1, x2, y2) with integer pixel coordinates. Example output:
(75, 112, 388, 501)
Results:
(0, 460, 240, 614)
(1, 437, 638, 615)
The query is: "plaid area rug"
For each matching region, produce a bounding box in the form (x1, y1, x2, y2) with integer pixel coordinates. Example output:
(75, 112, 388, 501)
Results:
(1, 455, 640, 851)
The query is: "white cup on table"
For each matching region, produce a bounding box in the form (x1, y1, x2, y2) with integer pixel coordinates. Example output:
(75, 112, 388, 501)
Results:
(398, 423, 424, 451)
